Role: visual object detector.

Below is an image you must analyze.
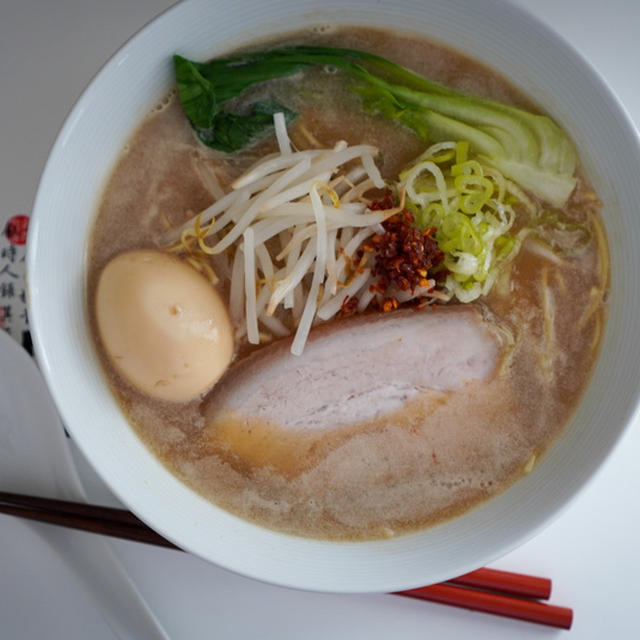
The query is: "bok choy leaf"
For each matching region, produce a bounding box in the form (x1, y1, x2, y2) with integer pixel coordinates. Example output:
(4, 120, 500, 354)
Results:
(174, 46, 577, 206)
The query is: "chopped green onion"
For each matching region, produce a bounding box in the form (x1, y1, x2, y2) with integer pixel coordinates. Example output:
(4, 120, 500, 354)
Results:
(401, 143, 529, 302)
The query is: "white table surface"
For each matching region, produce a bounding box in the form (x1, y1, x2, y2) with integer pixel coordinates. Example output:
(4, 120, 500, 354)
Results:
(1, 1, 639, 638)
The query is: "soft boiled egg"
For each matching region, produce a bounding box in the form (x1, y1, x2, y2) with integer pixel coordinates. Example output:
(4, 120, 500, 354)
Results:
(95, 250, 234, 402)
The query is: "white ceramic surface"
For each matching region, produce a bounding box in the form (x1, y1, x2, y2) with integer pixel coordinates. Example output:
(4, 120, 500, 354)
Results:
(26, 0, 640, 592)
(0, 329, 168, 638)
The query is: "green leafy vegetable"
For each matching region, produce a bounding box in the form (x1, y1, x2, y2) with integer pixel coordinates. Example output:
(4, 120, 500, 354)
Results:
(173, 47, 370, 151)
(195, 100, 295, 153)
(173, 54, 301, 149)
(174, 45, 577, 206)
(173, 56, 217, 129)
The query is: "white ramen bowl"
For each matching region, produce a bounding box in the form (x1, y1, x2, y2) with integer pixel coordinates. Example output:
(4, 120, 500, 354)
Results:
(27, 0, 640, 592)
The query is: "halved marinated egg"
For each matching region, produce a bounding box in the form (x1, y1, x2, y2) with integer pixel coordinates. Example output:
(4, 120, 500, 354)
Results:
(95, 250, 233, 402)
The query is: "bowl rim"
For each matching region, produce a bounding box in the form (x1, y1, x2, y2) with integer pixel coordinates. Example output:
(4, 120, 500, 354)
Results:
(26, 0, 640, 592)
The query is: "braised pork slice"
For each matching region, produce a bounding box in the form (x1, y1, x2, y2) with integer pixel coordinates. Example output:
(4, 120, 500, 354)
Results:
(205, 306, 503, 431)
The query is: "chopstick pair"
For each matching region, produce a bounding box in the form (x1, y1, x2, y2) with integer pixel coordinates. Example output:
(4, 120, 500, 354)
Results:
(0, 491, 572, 629)
(394, 581, 572, 629)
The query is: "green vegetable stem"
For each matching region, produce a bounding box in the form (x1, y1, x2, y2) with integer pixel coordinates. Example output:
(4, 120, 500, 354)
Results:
(174, 45, 577, 207)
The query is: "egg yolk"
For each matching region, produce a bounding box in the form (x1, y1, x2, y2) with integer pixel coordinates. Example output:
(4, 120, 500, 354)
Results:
(95, 250, 234, 402)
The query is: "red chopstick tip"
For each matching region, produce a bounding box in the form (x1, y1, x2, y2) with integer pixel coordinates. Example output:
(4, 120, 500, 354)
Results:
(396, 584, 573, 630)
(450, 567, 552, 600)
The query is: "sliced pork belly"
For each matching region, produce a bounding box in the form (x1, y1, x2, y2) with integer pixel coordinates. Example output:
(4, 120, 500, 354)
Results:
(206, 305, 503, 431)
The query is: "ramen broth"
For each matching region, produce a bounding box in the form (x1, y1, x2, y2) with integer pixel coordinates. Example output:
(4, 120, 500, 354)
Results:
(87, 27, 607, 540)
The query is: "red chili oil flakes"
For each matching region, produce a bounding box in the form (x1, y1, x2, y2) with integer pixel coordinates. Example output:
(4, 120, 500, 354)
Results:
(339, 295, 359, 316)
(338, 191, 446, 316)
(365, 192, 444, 295)
(367, 190, 396, 212)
